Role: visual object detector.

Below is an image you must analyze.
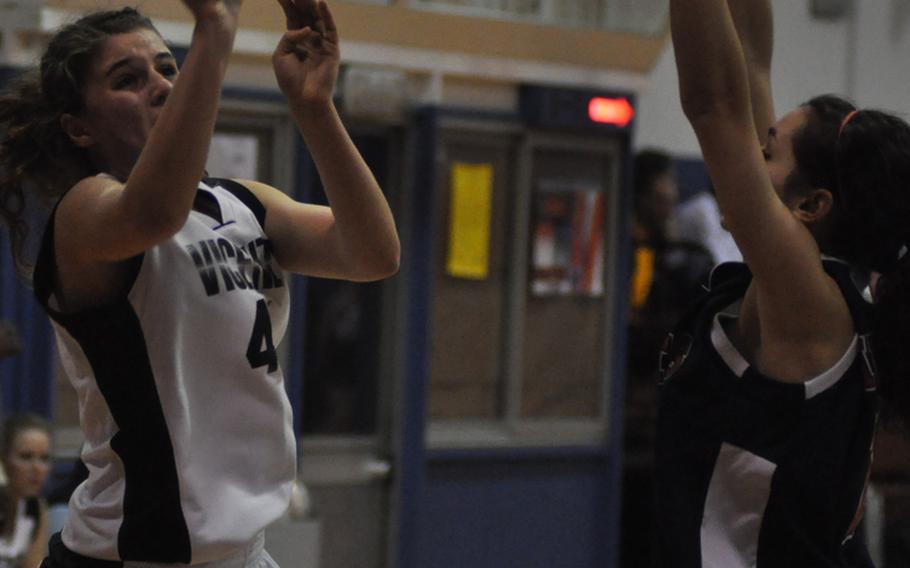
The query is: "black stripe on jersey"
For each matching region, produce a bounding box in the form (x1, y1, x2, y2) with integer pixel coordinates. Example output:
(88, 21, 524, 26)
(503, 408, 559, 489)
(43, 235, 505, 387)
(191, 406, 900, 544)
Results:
(54, 301, 192, 562)
(25, 497, 40, 540)
(204, 177, 267, 229)
(44, 532, 124, 568)
(33, 208, 191, 563)
(33, 199, 68, 307)
(192, 189, 225, 225)
(33, 202, 144, 312)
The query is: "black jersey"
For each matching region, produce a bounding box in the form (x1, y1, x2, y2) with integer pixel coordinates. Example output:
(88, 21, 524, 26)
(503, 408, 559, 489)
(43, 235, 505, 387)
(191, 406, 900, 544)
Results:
(654, 260, 877, 568)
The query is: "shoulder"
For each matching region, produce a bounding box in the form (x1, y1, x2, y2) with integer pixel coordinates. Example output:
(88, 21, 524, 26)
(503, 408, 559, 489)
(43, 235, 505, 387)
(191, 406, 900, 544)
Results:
(204, 177, 269, 227)
(224, 178, 287, 207)
(220, 178, 323, 236)
(58, 175, 123, 211)
(52, 175, 124, 250)
(821, 258, 874, 321)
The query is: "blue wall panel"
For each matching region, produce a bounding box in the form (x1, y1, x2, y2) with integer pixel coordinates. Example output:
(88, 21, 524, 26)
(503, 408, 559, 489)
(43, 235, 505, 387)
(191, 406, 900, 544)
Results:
(0, 234, 54, 417)
(0, 65, 55, 417)
(418, 456, 612, 568)
(675, 157, 711, 202)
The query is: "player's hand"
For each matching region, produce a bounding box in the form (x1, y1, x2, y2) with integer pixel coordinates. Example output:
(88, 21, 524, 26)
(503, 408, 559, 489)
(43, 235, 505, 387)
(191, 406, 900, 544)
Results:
(272, 0, 340, 112)
(180, 0, 242, 25)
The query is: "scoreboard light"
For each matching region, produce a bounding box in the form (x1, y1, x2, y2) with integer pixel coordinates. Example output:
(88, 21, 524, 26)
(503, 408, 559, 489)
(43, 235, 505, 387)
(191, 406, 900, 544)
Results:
(588, 97, 635, 128)
(519, 85, 637, 131)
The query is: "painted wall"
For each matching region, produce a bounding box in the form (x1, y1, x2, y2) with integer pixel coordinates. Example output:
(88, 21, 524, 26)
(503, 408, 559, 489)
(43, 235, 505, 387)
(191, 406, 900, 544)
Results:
(42, 0, 665, 73)
(635, 0, 910, 159)
(853, 1, 910, 113)
(418, 455, 611, 568)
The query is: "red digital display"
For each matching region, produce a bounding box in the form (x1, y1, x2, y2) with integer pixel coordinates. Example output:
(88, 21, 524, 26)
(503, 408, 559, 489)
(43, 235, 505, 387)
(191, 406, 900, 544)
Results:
(588, 97, 635, 127)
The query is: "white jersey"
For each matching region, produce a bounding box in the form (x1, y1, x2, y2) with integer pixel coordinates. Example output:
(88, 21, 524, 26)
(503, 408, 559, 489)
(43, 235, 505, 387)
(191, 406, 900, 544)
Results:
(34, 178, 295, 564)
(0, 498, 39, 568)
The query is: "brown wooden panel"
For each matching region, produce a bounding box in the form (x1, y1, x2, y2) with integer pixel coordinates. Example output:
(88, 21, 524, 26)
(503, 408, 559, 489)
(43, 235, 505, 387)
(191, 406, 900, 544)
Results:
(428, 135, 512, 420)
(519, 143, 615, 419)
(520, 296, 603, 418)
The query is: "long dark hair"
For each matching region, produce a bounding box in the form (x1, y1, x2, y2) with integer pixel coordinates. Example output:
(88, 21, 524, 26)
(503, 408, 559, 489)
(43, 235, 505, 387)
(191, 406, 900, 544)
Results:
(0, 8, 157, 274)
(791, 94, 910, 428)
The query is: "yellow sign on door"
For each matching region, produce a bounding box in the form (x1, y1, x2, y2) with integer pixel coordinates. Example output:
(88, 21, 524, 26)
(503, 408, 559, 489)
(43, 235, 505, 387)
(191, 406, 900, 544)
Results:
(446, 162, 493, 280)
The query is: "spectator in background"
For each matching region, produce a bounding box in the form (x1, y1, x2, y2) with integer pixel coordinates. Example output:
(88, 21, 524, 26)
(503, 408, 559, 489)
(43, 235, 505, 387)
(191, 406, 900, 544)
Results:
(622, 149, 714, 568)
(0, 414, 50, 568)
(631, 150, 679, 247)
(677, 185, 743, 265)
(627, 149, 714, 391)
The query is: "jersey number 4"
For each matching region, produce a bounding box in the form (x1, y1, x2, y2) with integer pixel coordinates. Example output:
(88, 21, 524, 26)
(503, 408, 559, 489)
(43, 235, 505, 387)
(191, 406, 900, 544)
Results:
(247, 299, 278, 372)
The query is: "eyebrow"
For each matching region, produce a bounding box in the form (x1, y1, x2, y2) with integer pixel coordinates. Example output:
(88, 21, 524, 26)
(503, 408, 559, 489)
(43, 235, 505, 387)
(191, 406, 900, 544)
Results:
(105, 52, 176, 78)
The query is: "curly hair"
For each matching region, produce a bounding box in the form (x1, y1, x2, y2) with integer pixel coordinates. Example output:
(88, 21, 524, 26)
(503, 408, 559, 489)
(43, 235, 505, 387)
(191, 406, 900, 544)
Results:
(0, 8, 157, 274)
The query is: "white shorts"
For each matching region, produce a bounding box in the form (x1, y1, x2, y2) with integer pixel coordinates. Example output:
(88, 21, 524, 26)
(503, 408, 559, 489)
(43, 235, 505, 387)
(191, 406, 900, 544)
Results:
(124, 532, 278, 568)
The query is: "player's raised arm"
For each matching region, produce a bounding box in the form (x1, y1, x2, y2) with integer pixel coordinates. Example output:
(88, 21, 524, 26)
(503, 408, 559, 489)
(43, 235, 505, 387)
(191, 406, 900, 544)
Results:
(727, 0, 775, 144)
(670, 0, 852, 380)
(263, 0, 399, 280)
(56, 0, 241, 264)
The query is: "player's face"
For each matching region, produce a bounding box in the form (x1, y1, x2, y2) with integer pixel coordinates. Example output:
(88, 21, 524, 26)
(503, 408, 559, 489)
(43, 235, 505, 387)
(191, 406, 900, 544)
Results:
(762, 107, 808, 208)
(720, 108, 808, 232)
(76, 29, 178, 180)
(3, 428, 50, 499)
(647, 173, 679, 229)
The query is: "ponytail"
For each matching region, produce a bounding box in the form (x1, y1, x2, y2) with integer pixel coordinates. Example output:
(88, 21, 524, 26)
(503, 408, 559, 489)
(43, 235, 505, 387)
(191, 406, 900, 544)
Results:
(794, 95, 910, 431)
(872, 255, 910, 429)
(0, 7, 158, 276)
(0, 71, 89, 275)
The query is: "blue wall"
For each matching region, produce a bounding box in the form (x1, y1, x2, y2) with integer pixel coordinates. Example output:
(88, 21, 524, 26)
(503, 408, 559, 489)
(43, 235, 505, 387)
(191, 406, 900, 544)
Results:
(418, 452, 613, 568)
(675, 157, 711, 202)
(0, 65, 55, 418)
(0, 233, 54, 417)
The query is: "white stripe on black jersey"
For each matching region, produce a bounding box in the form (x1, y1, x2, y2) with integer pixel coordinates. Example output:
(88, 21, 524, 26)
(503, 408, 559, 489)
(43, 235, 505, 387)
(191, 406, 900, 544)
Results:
(654, 260, 877, 568)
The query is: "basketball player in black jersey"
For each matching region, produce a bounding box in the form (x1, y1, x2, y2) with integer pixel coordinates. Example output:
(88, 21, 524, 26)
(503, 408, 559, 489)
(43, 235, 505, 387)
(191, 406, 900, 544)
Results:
(656, 0, 910, 565)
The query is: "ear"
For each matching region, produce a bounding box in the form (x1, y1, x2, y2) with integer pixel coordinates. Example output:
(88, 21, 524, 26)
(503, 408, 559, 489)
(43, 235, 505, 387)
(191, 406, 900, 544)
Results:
(792, 188, 834, 224)
(60, 113, 94, 148)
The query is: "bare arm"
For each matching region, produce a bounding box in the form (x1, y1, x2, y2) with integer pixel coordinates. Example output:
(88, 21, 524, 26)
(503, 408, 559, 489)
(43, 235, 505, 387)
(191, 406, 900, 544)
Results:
(671, 0, 852, 380)
(671, 0, 789, 254)
(239, 179, 398, 280)
(727, 0, 775, 143)
(57, 0, 240, 264)
(265, 0, 399, 279)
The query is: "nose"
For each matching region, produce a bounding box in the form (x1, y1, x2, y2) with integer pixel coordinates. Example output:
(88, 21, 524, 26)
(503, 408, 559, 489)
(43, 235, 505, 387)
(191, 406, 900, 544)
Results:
(149, 70, 173, 107)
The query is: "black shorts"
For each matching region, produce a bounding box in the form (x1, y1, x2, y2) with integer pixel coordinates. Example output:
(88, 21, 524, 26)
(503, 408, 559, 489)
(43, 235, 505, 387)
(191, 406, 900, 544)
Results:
(41, 533, 124, 568)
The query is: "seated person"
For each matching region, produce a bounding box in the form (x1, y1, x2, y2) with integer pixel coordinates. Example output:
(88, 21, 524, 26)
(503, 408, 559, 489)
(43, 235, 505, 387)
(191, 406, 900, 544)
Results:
(0, 414, 50, 568)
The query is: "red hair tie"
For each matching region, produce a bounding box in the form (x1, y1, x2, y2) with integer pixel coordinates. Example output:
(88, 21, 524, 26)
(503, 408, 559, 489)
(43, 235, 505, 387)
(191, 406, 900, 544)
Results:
(839, 110, 860, 138)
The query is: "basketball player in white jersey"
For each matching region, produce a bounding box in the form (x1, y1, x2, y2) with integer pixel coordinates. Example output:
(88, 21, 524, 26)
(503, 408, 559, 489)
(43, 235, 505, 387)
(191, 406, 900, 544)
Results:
(0, 0, 399, 566)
